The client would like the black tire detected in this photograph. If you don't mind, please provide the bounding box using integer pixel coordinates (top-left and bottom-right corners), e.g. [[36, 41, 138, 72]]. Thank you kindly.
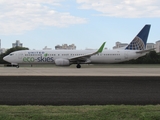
[[76, 64, 81, 68]]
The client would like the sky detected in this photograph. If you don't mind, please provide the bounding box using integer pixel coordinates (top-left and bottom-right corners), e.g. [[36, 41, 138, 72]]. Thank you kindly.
[[0, 0, 160, 50]]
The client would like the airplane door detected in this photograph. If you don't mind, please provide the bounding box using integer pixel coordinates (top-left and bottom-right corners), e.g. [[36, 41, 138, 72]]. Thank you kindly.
[[18, 53, 23, 59], [124, 52, 128, 59]]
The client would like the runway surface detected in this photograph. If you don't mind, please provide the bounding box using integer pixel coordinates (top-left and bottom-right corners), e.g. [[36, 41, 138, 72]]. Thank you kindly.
[[0, 76, 160, 105], [1, 67, 160, 76]]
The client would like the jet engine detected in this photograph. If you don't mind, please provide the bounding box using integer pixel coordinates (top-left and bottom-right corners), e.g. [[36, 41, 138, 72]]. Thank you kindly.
[[55, 59, 70, 66]]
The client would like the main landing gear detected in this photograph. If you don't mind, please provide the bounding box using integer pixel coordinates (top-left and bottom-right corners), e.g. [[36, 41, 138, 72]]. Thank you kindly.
[[10, 64, 19, 68], [76, 64, 81, 68], [16, 65, 19, 68]]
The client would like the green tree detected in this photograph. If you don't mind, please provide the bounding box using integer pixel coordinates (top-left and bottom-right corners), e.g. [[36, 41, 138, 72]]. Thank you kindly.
[[119, 51, 160, 64], [0, 47, 29, 64]]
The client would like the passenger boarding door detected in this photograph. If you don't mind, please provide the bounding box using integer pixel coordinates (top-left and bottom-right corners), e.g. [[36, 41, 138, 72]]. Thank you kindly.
[[124, 51, 128, 60], [18, 53, 23, 59]]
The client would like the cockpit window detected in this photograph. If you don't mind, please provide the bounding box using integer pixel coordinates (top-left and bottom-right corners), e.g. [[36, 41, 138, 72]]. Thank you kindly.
[[9, 53, 14, 56]]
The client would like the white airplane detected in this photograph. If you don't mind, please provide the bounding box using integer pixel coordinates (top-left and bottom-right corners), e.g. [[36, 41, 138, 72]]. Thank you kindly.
[[3, 24, 153, 68]]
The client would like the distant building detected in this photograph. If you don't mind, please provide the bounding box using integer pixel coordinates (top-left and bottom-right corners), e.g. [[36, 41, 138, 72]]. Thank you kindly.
[[112, 41, 157, 51], [0, 39, 1, 49], [68, 44, 76, 50], [12, 40, 23, 48], [55, 44, 76, 50], [0, 48, 7, 54], [155, 40, 160, 53], [0, 39, 7, 54], [43, 46, 52, 50], [0, 49, 2, 54], [113, 42, 128, 49], [146, 43, 155, 50]]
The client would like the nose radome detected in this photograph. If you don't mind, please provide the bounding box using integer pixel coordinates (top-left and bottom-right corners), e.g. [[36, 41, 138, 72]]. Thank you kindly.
[[3, 56, 6, 61], [3, 56, 8, 62]]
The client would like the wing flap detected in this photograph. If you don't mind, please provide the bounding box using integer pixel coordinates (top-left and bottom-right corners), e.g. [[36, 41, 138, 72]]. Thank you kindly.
[[69, 42, 106, 62]]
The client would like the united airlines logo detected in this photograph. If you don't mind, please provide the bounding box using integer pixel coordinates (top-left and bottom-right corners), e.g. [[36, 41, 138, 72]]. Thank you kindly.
[[125, 36, 145, 50]]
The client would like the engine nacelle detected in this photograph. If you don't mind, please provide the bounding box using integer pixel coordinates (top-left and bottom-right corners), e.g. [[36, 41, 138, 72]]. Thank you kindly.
[[55, 59, 70, 66]]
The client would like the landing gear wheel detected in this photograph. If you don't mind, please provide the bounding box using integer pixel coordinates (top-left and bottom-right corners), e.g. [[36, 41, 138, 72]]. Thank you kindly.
[[76, 64, 81, 68], [16, 65, 19, 68]]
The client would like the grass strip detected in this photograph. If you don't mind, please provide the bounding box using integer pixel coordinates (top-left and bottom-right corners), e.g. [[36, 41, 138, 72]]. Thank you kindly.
[[0, 105, 160, 120]]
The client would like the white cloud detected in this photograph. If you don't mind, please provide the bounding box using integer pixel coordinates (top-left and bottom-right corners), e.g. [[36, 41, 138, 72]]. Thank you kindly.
[[0, 0, 87, 35], [77, 0, 160, 18]]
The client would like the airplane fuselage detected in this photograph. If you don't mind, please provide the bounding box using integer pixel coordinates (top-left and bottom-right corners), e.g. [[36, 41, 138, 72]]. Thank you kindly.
[[2, 24, 151, 68], [4, 49, 144, 65]]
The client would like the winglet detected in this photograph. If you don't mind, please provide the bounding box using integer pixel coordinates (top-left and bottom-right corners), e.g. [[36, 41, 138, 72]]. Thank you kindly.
[[69, 42, 106, 61], [97, 42, 106, 53]]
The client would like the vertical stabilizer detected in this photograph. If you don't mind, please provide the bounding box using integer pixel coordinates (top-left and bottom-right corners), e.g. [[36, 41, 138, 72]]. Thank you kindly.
[[125, 25, 151, 50]]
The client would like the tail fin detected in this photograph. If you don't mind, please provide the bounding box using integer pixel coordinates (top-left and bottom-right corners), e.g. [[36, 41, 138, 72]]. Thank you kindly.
[[125, 24, 151, 50]]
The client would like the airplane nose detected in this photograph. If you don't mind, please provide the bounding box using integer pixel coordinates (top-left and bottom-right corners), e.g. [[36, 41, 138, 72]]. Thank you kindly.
[[3, 56, 8, 62]]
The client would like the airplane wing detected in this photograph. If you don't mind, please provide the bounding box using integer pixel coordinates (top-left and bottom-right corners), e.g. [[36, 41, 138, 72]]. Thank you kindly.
[[136, 48, 156, 53], [69, 42, 106, 62]]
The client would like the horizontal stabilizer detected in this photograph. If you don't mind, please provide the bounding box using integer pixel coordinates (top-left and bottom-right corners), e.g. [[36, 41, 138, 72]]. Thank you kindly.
[[136, 48, 155, 53]]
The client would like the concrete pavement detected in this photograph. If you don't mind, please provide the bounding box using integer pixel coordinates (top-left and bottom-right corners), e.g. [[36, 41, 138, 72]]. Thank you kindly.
[[0, 67, 160, 76]]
